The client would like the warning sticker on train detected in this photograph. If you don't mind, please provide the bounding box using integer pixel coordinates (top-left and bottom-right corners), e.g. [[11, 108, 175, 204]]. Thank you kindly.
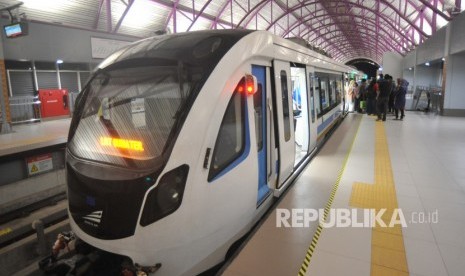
[[26, 153, 53, 176]]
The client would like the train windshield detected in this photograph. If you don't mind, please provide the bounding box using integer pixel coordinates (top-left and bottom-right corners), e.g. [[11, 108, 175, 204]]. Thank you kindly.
[[68, 30, 253, 171], [69, 60, 198, 169]]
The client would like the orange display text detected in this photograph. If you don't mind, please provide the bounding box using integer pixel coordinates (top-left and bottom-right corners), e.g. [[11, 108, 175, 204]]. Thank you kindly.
[[100, 137, 144, 152]]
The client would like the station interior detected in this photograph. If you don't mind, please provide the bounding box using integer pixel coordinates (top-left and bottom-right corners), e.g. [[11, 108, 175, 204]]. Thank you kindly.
[[1, 1, 465, 276]]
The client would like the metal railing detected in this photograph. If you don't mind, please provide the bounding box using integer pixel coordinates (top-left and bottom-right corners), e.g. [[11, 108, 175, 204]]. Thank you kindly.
[[411, 86, 443, 114], [9, 96, 41, 124]]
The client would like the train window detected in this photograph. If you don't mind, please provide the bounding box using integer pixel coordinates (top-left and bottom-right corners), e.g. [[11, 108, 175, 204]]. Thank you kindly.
[[280, 70, 291, 142], [314, 78, 321, 116], [68, 63, 194, 169], [320, 77, 330, 110], [329, 80, 336, 107], [208, 85, 245, 181], [253, 84, 264, 151], [309, 73, 315, 123], [336, 78, 343, 105]]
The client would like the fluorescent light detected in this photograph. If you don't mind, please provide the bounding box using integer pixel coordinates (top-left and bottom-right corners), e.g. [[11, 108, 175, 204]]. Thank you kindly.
[[56, 59, 63, 64], [425, 62, 430, 66]]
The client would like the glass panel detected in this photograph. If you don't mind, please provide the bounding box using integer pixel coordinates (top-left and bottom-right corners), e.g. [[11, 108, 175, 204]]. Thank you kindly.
[[281, 70, 291, 142], [320, 77, 330, 110], [309, 73, 315, 123], [69, 63, 196, 169], [314, 77, 321, 116], [209, 82, 245, 181]]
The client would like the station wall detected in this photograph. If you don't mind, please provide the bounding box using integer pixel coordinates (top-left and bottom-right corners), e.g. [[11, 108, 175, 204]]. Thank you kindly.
[[382, 51, 403, 80], [416, 27, 446, 64], [1, 19, 138, 63], [397, 11, 465, 116], [415, 64, 443, 88], [403, 51, 416, 69], [450, 11, 465, 55], [444, 52, 465, 115]]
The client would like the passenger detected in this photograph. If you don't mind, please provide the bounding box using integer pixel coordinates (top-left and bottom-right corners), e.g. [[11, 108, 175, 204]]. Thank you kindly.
[[365, 78, 377, 115], [388, 83, 395, 114], [353, 82, 359, 113], [356, 79, 367, 113], [394, 79, 408, 120], [346, 79, 356, 112], [376, 74, 390, 121]]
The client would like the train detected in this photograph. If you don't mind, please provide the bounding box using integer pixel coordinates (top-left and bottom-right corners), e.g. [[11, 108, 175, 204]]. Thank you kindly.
[[58, 29, 358, 275]]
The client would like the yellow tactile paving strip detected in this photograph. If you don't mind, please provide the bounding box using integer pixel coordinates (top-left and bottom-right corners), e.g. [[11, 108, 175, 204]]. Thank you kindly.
[[350, 122, 409, 275]]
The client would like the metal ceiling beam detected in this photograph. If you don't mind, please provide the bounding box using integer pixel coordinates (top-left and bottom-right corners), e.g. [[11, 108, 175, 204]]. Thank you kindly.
[[317, 33, 392, 54], [432, 0, 438, 32], [316, 1, 357, 55], [106, 0, 112, 32], [310, 27, 405, 54], [417, 0, 452, 20], [292, 12, 416, 49], [331, 47, 380, 60], [93, 0, 105, 29], [262, 0, 430, 39], [114, 0, 134, 33], [210, 0, 231, 28], [306, 21, 409, 52], [330, 43, 382, 61], [271, 0, 347, 58], [186, 0, 214, 31], [238, 0, 272, 28], [286, 10, 414, 58], [150, 0, 233, 28], [324, 40, 382, 56], [163, 0, 180, 32]]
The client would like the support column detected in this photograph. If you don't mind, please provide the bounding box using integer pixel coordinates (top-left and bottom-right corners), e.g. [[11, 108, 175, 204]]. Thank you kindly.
[[441, 23, 452, 115]]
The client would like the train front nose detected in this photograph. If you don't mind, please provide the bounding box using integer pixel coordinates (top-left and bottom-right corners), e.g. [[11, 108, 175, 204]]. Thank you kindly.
[[67, 163, 154, 239]]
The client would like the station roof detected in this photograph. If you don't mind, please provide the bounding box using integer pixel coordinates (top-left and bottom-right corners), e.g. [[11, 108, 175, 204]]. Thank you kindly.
[[0, 0, 463, 64]]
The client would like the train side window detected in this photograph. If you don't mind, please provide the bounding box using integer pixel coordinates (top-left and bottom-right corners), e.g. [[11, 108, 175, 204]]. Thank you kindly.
[[280, 70, 291, 142], [314, 78, 321, 116], [320, 77, 329, 110], [208, 87, 245, 181], [309, 73, 315, 123]]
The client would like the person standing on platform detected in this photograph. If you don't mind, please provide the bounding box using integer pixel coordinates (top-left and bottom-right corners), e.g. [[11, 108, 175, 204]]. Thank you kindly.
[[394, 78, 409, 120], [365, 78, 377, 115], [356, 79, 367, 113], [376, 74, 390, 121]]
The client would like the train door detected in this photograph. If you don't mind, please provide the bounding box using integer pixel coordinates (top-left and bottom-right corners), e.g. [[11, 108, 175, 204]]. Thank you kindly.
[[252, 65, 270, 205], [272, 60, 294, 189], [290, 64, 309, 166], [307, 67, 318, 150]]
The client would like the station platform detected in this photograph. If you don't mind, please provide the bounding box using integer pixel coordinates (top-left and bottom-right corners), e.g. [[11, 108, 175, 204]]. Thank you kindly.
[[0, 118, 71, 157], [223, 112, 465, 276]]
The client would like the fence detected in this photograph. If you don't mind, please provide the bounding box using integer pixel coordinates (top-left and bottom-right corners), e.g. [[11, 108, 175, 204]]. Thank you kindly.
[[411, 86, 443, 114], [9, 96, 41, 124]]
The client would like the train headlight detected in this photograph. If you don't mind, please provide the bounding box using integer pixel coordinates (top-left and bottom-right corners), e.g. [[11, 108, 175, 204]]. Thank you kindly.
[[140, 165, 189, 226]]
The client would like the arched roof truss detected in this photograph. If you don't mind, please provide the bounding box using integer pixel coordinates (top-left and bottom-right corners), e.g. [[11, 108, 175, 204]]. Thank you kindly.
[[5, 0, 462, 64]]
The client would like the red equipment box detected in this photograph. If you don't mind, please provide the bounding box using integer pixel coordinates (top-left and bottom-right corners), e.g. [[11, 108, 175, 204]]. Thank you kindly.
[[38, 89, 70, 118]]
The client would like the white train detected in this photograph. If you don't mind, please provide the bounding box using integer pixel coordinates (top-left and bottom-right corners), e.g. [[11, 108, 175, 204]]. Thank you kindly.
[[64, 30, 356, 275]]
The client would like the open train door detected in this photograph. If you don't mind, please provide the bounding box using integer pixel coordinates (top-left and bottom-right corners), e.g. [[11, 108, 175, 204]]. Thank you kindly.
[[307, 66, 318, 151], [272, 60, 295, 191]]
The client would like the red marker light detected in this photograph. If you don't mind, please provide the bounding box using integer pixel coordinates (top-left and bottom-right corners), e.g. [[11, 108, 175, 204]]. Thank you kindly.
[[245, 74, 257, 95]]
